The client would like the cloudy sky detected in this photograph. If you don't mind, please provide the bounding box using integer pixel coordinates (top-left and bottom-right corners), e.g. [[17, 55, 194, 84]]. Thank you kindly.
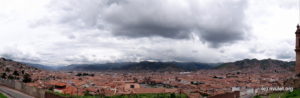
[[0, 0, 298, 66]]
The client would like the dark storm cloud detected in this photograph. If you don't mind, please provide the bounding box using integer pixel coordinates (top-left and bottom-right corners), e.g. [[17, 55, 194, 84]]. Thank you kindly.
[[112, 23, 191, 39], [51, 0, 249, 47], [102, 0, 249, 46], [198, 26, 246, 47]]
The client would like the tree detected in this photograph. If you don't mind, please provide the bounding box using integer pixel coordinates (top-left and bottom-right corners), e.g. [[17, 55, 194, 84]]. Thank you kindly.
[[76, 73, 82, 76], [13, 71, 19, 76], [1, 73, 7, 79], [253, 95, 262, 98], [170, 93, 176, 98], [8, 75, 14, 79], [5, 68, 10, 72], [22, 73, 32, 83], [82, 73, 89, 76], [84, 90, 91, 96]]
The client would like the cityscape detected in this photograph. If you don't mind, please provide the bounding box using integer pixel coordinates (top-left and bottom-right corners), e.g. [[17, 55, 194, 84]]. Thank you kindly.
[[0, 0, 300, 98], [0, 57, 298, 98]]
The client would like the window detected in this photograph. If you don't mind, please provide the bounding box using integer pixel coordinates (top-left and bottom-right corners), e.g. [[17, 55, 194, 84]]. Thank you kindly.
[[130, 85, 135, 88]]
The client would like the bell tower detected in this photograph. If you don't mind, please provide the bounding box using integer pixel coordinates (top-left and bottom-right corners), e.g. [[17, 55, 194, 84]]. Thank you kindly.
[[295, 24, 300, 75]]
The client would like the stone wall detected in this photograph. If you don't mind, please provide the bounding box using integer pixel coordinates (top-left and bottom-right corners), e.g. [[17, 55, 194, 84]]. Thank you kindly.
[[45, 92, 66, 98], [0, 78, 46, 98]]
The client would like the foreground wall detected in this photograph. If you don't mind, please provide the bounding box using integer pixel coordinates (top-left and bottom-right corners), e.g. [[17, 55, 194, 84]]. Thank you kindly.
[[0, 78, 46, 98]]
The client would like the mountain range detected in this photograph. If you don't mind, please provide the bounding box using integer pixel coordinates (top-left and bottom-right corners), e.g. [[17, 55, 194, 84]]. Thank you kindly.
[[61, 61, 217, 72], [21, 58, 295, 72], [217, 58, 295, 71]]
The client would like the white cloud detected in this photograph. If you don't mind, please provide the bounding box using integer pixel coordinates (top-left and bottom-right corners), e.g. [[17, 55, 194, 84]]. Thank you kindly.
[[0, 0, 297, 65]]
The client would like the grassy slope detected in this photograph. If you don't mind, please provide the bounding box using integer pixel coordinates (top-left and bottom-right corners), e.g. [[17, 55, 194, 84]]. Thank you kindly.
[[279, 89, 300, 98], [258, 89, 300, 98], [0, 93, 7, 98]]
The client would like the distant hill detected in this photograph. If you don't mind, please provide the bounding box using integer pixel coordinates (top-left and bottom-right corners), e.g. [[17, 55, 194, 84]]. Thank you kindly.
[[62, 61, 215, 72], [60, 59, 296, 72], [4, 57, 295, 72], [0, 57, 41, 82], [20, 62, 61, 71], [0, 58, 39, 71], [120, 61, 215, 72], [216, 58, 295, 72]]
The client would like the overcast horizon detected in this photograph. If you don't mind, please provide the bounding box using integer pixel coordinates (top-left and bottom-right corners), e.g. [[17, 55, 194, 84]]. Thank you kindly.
[[0, 0, 298, 66]]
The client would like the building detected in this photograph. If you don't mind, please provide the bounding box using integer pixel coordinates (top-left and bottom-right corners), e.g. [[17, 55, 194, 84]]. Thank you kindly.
[[124, 83, 141, 90], [53, 83, 67, 93], [208, 91, 240, 98], [295, 24, 300, 75]]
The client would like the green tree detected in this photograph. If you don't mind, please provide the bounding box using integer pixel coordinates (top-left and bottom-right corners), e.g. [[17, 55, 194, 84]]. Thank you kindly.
[[22, 73, 32, 83], [8, 75, 14, 80], [253, 95, 262, 98], [170, 93, 176, 98], [21, 70, 25, 74], [1, 73, 7, 79], [13, 71, 19, 76], [76, 73, 82, 76], [83, 90, 91, 96]]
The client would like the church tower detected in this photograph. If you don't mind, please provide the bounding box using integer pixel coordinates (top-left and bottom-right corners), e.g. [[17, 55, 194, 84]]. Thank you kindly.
[[295, 24, 300, 75]]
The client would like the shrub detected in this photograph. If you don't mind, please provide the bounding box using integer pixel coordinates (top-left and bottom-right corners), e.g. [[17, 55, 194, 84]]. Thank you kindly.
[[22, 73, 32, 83], [1, 73, 7, 79], [13, 71, 19, 76]]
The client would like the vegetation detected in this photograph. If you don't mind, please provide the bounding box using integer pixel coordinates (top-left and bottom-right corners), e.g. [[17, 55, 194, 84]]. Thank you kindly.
[[253, 95, 262, 98], [0, 93, 7, 98], [281, 89, 300, 98], [255, 89, 300, 98], [22, 73, 32, 83], [7, 75, 15, 80], [13, 70, 19, 76], [76, 73, 94, 77], [1, 73, 6, 79], [21, 70, 25, 74]]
